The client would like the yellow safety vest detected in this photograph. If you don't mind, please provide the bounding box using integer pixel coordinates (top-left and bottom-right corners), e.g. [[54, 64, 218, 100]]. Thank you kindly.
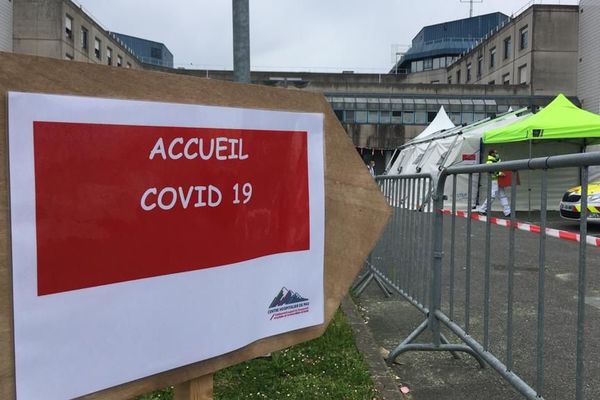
[[486, 154, 500, 179]]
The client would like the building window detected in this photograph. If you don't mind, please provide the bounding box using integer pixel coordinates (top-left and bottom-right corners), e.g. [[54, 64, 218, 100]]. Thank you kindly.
[[488, 80, 495, 85], [367, 111, 378, 123], [380, 111, 391, 124], [151, 47, 162, 59], [489, 47, 496, 69], [355, 111, 367, 123], [503, 36, 512, 59], [65, 15, 73, 40], [117, 55, 123, 67], [448, 76, 452, 84], [80, 27, 88, 50], [502, 73, 510, 85], [107, 47, 113, 65], [94, 38, 101, 59], [520, 26, 529, 50], [518, 64, 528, 84], [345, 111, 355, 123], [477, 56, 483, 77], [466, 63, 472, 82], [65, 53, 73, 60], [126, 62, 132, 68], [423, 58, 433, 70], [415, 111, 427, 124], [456, 69, 461, 84]]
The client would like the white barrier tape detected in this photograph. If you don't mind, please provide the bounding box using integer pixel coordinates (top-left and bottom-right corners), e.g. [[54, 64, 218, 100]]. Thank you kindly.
[[441, 209, 600, 248]]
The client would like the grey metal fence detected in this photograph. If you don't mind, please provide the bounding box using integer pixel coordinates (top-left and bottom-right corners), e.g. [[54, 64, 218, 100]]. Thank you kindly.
[[356, 152, 600, 400]]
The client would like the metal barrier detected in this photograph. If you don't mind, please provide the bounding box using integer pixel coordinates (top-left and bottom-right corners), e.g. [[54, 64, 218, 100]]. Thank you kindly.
[[356, 152, 600, 400], [352, 173, 485, 364]]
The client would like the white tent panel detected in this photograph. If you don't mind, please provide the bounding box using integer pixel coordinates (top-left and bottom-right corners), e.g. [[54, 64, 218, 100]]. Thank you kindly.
[[480, 141, 581, 212], [413, 106, 455, 141]]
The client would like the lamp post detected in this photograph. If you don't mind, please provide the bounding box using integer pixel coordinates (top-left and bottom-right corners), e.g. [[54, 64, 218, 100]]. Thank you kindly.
[[232, 0, 250, 83]]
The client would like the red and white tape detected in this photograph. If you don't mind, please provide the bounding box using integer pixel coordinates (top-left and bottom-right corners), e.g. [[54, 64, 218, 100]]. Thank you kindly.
[[441, 209, 600, 248]]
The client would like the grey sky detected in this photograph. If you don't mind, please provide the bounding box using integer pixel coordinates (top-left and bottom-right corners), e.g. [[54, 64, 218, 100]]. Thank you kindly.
[[77, 0, 578, 72]]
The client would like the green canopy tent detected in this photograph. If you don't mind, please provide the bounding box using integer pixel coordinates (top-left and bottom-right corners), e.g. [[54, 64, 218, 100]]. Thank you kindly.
[[479, 94, 600, 212], [484, 94, 600, 144]]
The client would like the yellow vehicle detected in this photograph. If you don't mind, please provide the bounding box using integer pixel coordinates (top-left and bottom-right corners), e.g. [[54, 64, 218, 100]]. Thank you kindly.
[[559, 182, 600, 221]]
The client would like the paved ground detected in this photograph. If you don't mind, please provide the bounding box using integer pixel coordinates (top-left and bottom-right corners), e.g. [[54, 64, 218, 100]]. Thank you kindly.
[[510, 210, 600, 237], [351, 211, 600, 400]]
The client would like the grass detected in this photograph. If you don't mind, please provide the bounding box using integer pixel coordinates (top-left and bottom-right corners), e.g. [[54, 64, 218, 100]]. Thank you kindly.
[[138, 309, 376, 400]]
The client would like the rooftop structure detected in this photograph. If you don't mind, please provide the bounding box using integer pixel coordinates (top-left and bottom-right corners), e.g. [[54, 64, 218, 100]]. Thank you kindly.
[[110, 32, 173, 68], [391, 12, 510, 82]]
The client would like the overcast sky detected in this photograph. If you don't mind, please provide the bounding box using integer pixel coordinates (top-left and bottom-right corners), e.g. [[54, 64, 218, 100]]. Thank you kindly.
[[77, 0, 579, 72]]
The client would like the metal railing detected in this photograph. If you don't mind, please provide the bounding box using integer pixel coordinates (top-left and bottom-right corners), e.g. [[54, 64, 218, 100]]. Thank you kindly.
[[356, 151, 600, 400]]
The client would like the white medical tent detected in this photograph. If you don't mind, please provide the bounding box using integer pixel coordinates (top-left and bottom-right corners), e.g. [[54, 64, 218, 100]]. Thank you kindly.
[[386, 108, 533, 210], [386, 106, 455, 175], [412, 106, 455, 141]]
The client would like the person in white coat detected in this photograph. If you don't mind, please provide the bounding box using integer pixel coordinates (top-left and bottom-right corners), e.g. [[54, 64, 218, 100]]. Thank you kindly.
[[367, 160, 376, 177], [477, 149, 511, 217]]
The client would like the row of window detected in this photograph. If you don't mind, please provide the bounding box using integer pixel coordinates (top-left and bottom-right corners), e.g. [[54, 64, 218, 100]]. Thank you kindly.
[[334, 108, 514, 126], [410, 56, 458, 73], [327, 97, 499, 112], [450, 26, 529, 84], [65, 14, 132, 68], [452, 63, 529, 85]]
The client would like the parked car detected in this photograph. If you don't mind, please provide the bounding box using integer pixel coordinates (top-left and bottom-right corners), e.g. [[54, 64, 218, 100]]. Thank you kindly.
[[559, 182, 600, 221]]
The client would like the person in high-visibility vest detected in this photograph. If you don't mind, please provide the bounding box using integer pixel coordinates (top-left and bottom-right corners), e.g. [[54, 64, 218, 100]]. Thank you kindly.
[[477, 149, 511, 217]]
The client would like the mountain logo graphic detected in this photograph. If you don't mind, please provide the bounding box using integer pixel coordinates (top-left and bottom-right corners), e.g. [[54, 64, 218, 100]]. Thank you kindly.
[[268, 287, 310, 320]]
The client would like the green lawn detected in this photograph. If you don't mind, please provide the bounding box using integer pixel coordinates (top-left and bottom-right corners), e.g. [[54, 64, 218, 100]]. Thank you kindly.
[[138, 310, 376, 400]]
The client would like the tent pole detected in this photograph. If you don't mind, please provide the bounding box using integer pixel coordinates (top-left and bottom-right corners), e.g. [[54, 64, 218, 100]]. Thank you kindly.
[[528, 139, 532, 220], [475, 138, 483, 207], [580, 139, 587, 185]]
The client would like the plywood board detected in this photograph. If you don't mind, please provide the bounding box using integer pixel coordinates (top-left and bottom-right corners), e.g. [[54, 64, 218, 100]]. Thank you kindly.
[[0, 51, 391, 400]]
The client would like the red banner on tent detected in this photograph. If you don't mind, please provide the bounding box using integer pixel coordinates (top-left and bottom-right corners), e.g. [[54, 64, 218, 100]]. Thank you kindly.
[[33, 122, 310, 296]]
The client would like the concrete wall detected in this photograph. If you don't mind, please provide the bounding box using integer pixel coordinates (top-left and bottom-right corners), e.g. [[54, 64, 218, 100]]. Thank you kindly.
[[402, 69, 448, 84], [0, 0, 12, 52], [150, 66, 533, 98], [531, 6, 579, 96], [344, 123, 424, 149], [13, 0, 140, 68], [578, 0, 600, 113], [447, 5, 578, 96], [13, 0, 62, 58]]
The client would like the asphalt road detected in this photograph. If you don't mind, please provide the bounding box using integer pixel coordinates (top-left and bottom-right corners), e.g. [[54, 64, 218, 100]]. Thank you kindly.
[[356, 211, 600, 400]]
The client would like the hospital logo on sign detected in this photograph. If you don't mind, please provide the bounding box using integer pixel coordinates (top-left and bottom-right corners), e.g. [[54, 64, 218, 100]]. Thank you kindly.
[[268, 287, 310, 320]]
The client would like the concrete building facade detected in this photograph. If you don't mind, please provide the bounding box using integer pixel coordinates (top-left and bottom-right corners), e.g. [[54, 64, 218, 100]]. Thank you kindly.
[[447, 5, 579, 96], [0, 0, 12, 52], [147, 65, 561, 173], [13, 0, 141, 68], [577, 0, 600, 113]]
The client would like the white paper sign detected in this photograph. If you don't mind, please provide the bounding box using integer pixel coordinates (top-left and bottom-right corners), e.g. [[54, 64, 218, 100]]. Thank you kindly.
[[8, 92, 325, 400]]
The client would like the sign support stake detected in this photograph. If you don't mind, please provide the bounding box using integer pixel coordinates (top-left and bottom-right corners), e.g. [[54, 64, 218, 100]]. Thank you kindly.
[[174, 374, 214, 400]]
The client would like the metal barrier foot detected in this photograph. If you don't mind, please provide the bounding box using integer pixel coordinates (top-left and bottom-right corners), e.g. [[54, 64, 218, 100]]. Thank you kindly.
[[373, 274, 394, 298], [352, 263, 394, 298], [386, 318, 485, 368]]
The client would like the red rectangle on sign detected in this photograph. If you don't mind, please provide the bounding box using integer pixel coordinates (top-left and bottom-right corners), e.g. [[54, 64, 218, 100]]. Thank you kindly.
[[33, 122, 310, 296], [462, 153, 476, 161]]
